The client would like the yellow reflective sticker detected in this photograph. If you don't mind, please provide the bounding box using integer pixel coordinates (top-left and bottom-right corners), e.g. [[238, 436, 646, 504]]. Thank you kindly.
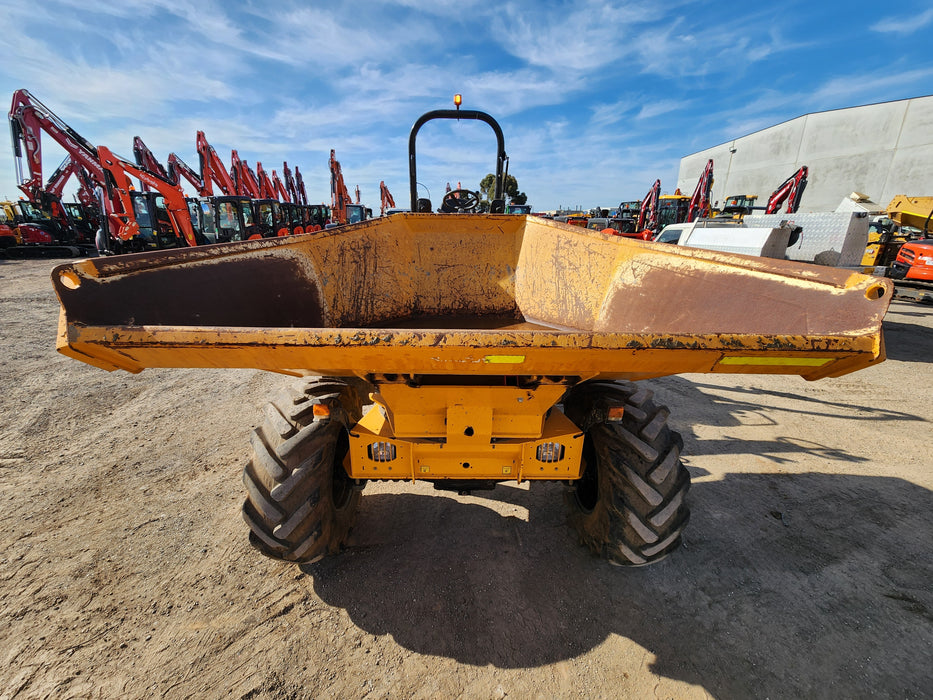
[[483, 355, 526, 364], [719, 356, 833, 366]]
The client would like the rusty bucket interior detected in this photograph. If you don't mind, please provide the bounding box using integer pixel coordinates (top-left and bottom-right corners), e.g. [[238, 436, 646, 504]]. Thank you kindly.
[[53, 214, 892, 381]]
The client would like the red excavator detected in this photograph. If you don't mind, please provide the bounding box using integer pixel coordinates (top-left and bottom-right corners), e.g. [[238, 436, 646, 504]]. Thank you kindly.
[[132, 136, 172, 191], [294, 166, 308, 206], [9, 89, 201, 254], [255, 162, 275, 199], [717, 165, 809, 219], [765, 166, 808, 214], [40, 156, 100, 245], [253, 162, 291, 237], [166, 151, 206, 194], [686, 159, 714, 222], [634, 179, 661, 239], [292, 168, 328, 233], [8, 89, 110, 253], [9, 89, 106, 204]]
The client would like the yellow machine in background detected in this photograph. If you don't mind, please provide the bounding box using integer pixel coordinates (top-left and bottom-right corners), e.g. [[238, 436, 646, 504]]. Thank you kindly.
[[861, 195, 933, 269], [0, 201, 21, 247], [712, 194, 758, 219]]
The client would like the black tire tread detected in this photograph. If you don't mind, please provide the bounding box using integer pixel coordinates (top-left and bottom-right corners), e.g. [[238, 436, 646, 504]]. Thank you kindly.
[[242, 377, 364, 563], [564, 380, 690, 566]]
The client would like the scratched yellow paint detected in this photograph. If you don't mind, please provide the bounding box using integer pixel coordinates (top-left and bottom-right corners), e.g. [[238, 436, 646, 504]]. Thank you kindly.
[[53, 214, 892, 384]]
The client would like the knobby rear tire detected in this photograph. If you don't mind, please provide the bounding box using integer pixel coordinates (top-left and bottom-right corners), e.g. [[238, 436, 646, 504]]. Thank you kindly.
[[241, 377, 365, 564], [563, 380, 691, 566]]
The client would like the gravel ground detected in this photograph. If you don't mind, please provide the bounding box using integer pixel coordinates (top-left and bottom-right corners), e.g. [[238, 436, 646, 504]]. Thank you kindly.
[[1, 256, 931, 699]]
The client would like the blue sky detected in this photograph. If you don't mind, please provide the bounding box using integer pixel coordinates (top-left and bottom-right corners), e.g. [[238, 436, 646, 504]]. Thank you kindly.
[[2, 0, 932, 211]]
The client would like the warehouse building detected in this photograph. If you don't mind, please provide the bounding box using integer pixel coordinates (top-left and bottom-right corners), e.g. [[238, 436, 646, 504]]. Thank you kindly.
[[677, 95, 933, 212]]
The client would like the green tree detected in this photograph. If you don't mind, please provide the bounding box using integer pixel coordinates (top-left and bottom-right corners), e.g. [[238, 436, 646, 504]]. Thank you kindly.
[[479, 174, 527, 207]]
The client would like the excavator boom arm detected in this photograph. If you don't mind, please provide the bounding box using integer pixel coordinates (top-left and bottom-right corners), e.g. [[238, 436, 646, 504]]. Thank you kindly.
[[9, 89, 106, 200], [283, 163, 299, 204], [329, 149, 351, 224], [765, 166, 809, 214], [637, 179, 661, 231], [132, 137, 170, 192], [196, 131, 236, 196], [295, 166, 308, 206], [167, 152, 206, 195], [380, 180, 396, 215], [97, 145, 198, 247], [686, 159, 714, 223]]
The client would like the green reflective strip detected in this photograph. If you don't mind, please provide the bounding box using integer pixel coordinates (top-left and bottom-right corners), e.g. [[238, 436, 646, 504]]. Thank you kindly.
[[719, 356, 833, 367], [483, 355, 526, 364]]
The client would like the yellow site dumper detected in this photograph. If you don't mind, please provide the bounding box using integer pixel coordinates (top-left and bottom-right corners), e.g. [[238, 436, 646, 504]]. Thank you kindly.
[[53, 107, 892, 567]]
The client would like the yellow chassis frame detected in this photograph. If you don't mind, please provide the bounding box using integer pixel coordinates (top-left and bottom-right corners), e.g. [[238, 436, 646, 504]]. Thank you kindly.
[[346, 384, 584, 481]]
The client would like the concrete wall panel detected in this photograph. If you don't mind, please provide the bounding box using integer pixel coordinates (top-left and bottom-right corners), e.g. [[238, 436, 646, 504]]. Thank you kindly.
[[892, 95, 933, 149], [802, 153, 896, 211], [882, 144, 933, 204], [798, 102, 907, 159], [729, 118, 807, 167], [678, 96, 933, 213]]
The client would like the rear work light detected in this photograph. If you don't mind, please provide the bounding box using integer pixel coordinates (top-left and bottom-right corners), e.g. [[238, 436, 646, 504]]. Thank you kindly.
[[536, 442, 565, 463], [368, 442, 397, 462]]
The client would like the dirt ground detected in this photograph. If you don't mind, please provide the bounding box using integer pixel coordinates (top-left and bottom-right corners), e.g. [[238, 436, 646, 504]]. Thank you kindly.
[[1, 257, 931, 699]]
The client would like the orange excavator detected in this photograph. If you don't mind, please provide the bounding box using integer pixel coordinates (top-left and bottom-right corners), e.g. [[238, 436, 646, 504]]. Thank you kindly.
[[255, 162, 276, 199], [231, 150, 261, 198], [167, 132, 260, 243], [280, 162, 305, 234], [255, 161, 291, 237], [271, 168, 290, 202], [195, 130, 237, 196], [380, 180, 395, 215], [96, 145, 199, 248], [231, 150, 291, 238], [329, 149, 369, 225], [271, 164, 323, 234]]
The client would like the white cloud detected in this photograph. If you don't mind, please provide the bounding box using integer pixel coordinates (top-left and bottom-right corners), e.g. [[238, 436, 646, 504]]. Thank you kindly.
[[871, 8, 933, 34], [635, 99, 687, 120], [489, 0, 663, 73]]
